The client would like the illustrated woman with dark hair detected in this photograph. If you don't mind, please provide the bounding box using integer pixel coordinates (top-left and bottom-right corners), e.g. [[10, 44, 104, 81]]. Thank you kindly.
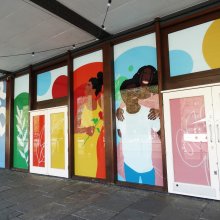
[[74, 72, 105, 178]]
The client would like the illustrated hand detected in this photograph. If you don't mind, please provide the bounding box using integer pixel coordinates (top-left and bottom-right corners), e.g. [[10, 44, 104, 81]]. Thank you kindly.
[[86, 126, 95, 136], [116, 108, 124, 121], [117, 129, 122, 138], [148, 108, 160, 120]]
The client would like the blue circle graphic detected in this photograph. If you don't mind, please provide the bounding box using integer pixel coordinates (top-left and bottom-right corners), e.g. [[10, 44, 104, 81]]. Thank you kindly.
[[114, 46, 157, 80], [37, 71, 51, 96], [169, 50, 193, 77]]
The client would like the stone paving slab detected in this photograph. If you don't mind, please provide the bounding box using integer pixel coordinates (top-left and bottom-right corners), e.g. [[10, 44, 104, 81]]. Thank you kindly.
[[0, 169, 219, 220]]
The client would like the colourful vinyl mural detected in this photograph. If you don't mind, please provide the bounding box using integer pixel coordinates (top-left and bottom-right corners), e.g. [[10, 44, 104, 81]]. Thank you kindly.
[[0, 81, 6, 168], [169, 96, 211, 186], [37, 66, 68, 101], [73, 50, 106, 179], [13, 75, 29, 169], [50, 112, 65, 169], [168, 18, 220, 77], [33, 115, 45, 168], [114, 34, 164, 186]]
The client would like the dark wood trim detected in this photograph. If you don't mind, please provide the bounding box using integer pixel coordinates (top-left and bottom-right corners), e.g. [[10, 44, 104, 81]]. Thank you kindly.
[[103, 43, 117, 183], [0, 69, 11, 75], [67, 51, 73, 178], [164, 73, 220, 90], [72, 175, 108, 184], [116, 180, 166, 192], [162, 10, 220, 34], [72, 174, 166, 191], [155, 18, 168, 191], [34, 60, 67, 76], [34, 97, 68, 110], [29, 0, 111, 39], [161, 1, 220, 29], [28, 66, 34, 173], [5, 76, 14, 169], [29, 65, 35, 111], [72, 43, 106, 60], [111, 26, 155, 46], [13, 69, 29, 78]]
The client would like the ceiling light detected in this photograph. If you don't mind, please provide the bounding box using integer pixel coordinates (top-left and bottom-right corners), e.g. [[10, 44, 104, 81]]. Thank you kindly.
[[107, 0, 112, 7], [32, 52, 35, 57]]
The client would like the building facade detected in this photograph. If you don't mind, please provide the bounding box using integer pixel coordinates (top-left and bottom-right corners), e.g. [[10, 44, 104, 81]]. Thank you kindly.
[[1, 4, 220, 200]]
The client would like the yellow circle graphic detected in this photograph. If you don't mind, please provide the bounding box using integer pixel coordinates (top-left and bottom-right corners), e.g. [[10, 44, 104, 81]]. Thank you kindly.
[[203, 19, 220, 69]]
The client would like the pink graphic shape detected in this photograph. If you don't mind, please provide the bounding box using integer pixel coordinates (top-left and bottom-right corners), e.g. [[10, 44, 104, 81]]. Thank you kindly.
[[170, 96, 211, 186], [33, 115, 45, 167]]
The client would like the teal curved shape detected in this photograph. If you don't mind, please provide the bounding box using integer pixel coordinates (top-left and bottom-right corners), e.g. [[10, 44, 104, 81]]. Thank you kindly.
[[169, 50, 193, 77], [114, 46, 157, 80], [37, 71, 51, 96]]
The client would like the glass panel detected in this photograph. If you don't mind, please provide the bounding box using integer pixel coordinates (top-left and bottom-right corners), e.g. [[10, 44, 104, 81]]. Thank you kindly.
[[170, 96, 211, 186], [33, 115, 45, 167], [50, 112, 65, 169], [168, 18, 220, 77], [0, 81, 6, 168], [13, 74, 29, 169], [73, 50, 106, 179], [37, 66, 68, 101], [114, 34, 163, 186]]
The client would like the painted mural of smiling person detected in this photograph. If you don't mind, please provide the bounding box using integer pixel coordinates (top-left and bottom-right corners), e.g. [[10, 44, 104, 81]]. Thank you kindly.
[[116, 66, 160, 185]]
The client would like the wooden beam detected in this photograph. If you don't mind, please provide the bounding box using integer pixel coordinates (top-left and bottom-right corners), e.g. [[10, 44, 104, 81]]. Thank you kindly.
[[5, 76, 14, 169], [67, 51, 73, 178], [29, 0, 111, 39], [0, 69, 11, 73], [103, 43, 117, 183], [155, 18, 168, 191]]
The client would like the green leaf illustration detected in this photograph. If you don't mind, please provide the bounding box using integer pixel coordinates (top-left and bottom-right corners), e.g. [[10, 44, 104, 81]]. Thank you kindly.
[[115, 76, 127, 101], [91, 118, 99, 125]]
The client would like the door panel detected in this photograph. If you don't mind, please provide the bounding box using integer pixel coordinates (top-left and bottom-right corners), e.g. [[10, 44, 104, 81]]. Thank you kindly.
[[30, 112, 47, 175], [169, 96, 211, 186], [163, 88, 220, 200], [33, 115, 45, 168], [30, 106, 68, 178], [48, 108, 68, 178], [50, 112, 65, 169]]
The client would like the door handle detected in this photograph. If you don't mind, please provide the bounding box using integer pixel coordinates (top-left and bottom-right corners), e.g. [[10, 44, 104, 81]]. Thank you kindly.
[[209, 124, 213, 143], [217, 124, 220, 143]]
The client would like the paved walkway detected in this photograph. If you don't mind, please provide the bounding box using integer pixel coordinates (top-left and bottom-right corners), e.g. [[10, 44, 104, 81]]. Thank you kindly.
[[0, 169, 219, 220]]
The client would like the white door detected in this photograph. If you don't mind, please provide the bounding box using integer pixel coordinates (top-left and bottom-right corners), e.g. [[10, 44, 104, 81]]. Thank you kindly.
[[163, 87, 220, 200], [30, 106, 68, 178], [212, 85, 220, 189], [47, 107, 68, 178], [30, 110, 47, 175]]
